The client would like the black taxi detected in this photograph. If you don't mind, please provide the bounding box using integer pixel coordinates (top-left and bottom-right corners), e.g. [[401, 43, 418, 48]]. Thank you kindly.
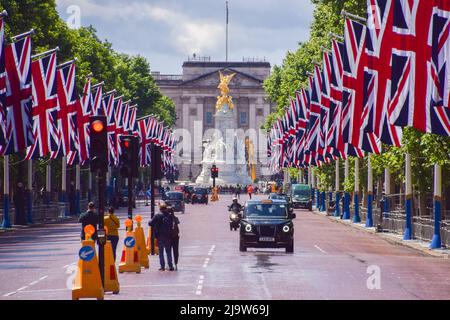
[[239, 199, 295, 253]]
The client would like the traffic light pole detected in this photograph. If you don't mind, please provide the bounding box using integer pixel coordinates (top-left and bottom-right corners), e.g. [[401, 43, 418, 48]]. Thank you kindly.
[[128, 170, 133, 224], [97, 169, 106, 287]]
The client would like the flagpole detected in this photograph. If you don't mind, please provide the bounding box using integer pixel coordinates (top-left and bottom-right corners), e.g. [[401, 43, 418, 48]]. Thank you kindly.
[[430, 164, 442, 249], [11, 29, 35, 42], [43, 162, 50, 211], [341, 10, 367, 23], [31, 47, 60, 60], [343, 158, 350, 219], [404, 153, 412, 240], [27, 159, 33, 224], [366, 156, 373, 227], [1, 156, 11, 228], [88, 171, 92, 202], [75, 164, 81, 215], [57, 58, 77, 70], [61, 157, 68, 217], [334, 159, 340, 217], [353, 157, 361, 223], [226, 0, 229, 62]]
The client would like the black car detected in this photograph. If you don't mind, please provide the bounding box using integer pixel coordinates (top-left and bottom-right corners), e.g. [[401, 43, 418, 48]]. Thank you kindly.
[[291, 184, 313, 210], [191, 187, 209, 204], [165, 191, 186, 214], [117, 188, 136, 208], [240, 199, 295, 253]]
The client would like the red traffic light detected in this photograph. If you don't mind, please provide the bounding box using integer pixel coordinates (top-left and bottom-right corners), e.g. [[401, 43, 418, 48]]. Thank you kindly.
[[124, 140, 130, 148], [91, 120, 105, 133]]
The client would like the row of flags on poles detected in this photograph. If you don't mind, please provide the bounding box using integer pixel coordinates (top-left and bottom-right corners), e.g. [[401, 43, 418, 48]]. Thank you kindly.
[[0, 13, 175, 173], [268, 0, 450, 173]]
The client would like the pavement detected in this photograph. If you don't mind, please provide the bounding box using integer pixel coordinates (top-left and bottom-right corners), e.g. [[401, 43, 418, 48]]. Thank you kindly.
[[1, 194, 450, 300], [313, 210, 450, 259]]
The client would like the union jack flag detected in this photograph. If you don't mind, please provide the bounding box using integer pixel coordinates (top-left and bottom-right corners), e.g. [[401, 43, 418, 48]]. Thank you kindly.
[[430, 0, 450, 135], [137, 117, 155, 167], [26, 53, 59, 159], [388, 0, 450, 136], [342, 17, 380, 155], [103, 92, 117, 166], [114, 96, 124, 164], [1, 35, 33, 155], [51, 62, 79, 163], [91, 83, 103, 116], [364, 0, 403, 147], [0, 19, 6, 146]]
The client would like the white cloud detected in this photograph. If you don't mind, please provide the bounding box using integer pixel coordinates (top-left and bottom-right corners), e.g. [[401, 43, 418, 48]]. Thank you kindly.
[[56, 0, 315, 73]]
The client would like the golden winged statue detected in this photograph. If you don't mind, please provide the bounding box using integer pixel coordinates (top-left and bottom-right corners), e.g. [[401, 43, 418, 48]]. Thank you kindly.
[[216, 71, 236, 112]]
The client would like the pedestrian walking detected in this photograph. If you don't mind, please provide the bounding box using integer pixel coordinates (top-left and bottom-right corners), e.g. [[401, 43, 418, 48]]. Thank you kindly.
[[104, 207, 120, 261], [148, 202, 175, 271], [78, 202, 98, 241], [169, 208, 180, 270], [234, 185, 240, 199], [248, 185, 253, 200]]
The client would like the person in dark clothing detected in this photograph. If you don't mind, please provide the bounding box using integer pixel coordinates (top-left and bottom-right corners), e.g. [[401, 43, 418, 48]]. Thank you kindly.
[[170, 209, 180, 271], [78, 202, 99, 241], [13, 182, 27, 225], [148, 202, 175, 271]]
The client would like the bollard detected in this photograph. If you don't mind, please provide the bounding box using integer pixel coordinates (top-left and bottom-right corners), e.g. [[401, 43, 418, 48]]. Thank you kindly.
[[119, 219, 141, 274], [134, 215, 149, 269]]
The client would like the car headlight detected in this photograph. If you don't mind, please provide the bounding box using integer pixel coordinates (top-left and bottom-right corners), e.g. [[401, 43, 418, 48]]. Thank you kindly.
[[230, 213, 237, 219], [245, 224, 252, 232], [282, 225, 290, 233]]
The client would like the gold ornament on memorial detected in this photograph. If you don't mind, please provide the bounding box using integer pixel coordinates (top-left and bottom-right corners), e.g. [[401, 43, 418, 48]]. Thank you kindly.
[[216, 71, 235, 112]]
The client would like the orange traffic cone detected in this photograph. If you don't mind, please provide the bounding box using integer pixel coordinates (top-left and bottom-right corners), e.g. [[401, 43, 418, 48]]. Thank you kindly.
[[72, 225, 104, 300], [134, 215, 149, 269], [119, 219, 141, 274], [103, 227, 119, 294]]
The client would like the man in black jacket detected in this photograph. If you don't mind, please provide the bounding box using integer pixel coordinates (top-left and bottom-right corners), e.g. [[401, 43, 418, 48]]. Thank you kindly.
[[149, 202, 175, 271], [79, 202, 98, 240]]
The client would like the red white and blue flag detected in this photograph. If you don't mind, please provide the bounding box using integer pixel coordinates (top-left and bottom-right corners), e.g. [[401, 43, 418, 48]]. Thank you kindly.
[[1, 35, 33, 155], [26, 52, 59, 159]]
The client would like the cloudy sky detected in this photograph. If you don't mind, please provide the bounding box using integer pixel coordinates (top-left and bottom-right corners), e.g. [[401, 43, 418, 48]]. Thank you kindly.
[[56, 0, 315, 74]]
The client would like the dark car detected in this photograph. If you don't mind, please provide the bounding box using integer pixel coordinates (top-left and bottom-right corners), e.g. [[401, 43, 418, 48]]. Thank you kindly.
[[291, 184, 312, 210], [239, 199, 295, 253], [191, 187, 209, 204], [268, 193, 294, 214], [117, 188, 136, 208], [165, 191, 185, 214]]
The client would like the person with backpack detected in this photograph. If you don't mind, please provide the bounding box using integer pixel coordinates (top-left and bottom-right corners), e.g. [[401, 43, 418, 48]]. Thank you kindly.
[[148, 201, 175, 271]]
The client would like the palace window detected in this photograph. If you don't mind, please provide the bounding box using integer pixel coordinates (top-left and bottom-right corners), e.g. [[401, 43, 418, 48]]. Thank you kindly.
[[239, 111, 248, 126], [205, 111, 213, 126]]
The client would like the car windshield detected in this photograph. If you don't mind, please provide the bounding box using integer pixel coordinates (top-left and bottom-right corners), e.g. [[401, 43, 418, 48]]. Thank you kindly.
[[166, 192, 183, 200], [293, 186, 310, 198], [194, 188, 207, 194], [269, 194, 289, 201], [245, 203, 287, 218]]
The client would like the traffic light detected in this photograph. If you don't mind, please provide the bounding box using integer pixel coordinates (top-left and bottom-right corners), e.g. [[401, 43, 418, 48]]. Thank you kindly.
[[151, 144, 163, 180], [90, 116, 108, 173], [211, 165, 219, 179], [120, 135, 139, 178]]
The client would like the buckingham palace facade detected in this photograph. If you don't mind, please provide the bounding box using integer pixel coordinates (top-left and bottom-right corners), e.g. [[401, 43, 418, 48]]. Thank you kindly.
[[153, 57, 273, 181]]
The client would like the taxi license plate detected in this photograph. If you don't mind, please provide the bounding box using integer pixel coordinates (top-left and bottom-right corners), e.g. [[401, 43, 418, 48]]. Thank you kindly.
[[259, 237, 275, 242]]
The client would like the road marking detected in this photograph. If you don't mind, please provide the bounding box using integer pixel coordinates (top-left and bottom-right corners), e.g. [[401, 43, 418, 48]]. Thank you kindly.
[[314, 245, 328, 254], [17, 286, 28, 292], [39, 276, 48, 281], [3, 292, 17, 297], [198, 279, 204, 285], [29, 281, 39, 286]]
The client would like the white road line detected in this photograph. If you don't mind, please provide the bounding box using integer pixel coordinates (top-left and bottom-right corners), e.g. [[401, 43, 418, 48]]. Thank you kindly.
[[62, 265, 69, 269], [29, 281, 39, 286], [195, 290, 202, 295], [197, 285, 203, 290], [39, 276, 48, 281], [17, 286, 28, 292], [314, 245, 328, 254], [198, 280, 204, 285], [199, 275, 204, 280], [3, 292, 17, 297]]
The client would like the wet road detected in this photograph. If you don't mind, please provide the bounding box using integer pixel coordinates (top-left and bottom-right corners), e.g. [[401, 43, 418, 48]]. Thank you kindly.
[[1, 194, 450, 300]]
